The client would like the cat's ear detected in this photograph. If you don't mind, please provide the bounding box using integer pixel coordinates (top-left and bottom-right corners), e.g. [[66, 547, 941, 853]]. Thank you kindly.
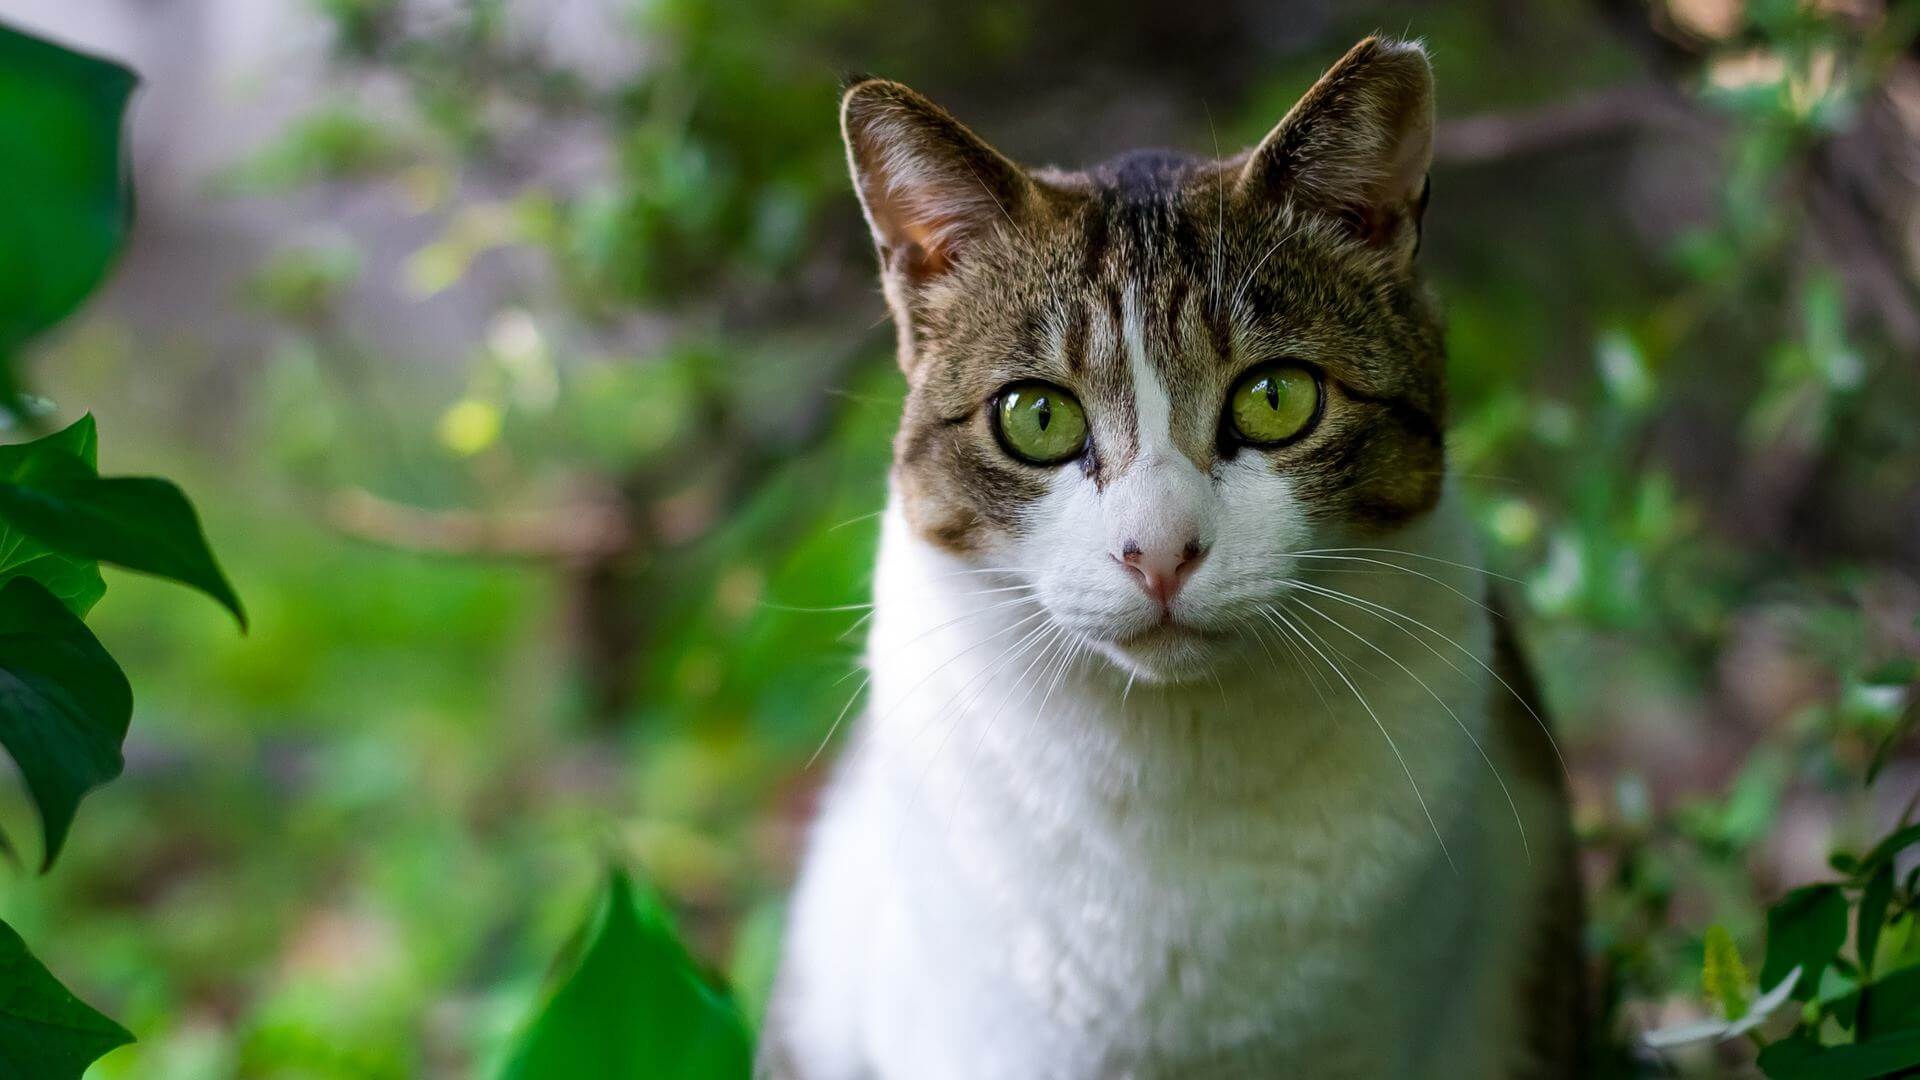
[[841, 78, 1035, 286], [1236, 37, 1434, 264]]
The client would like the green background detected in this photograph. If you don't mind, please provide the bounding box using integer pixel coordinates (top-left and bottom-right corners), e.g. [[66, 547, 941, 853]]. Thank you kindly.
[[0, 0, 1917, 1075]]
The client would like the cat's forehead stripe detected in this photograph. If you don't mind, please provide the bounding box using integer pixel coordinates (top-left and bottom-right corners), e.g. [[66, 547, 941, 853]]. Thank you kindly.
[[1123, 283, 1178, 474]]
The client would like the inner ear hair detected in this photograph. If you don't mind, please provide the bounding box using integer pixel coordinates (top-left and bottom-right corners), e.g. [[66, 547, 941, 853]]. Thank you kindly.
[[1236, 36, 1436, 257], [840, 79, 1034, 287]]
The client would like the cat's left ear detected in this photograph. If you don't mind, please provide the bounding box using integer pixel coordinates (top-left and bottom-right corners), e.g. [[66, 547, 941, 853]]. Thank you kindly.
[[1236, 37, 1434, 266], [840, 78, 1036, 287]]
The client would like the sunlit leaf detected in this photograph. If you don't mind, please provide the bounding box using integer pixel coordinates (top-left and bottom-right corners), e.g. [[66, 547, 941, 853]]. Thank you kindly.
[[499, 867, 752, 1080], [0, 916, 132, 1076], [0, 577, 130, 867], [1703, 925, 1751, 1019]]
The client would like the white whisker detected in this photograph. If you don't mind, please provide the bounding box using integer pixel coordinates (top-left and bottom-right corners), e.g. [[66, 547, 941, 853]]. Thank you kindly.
[[838, 609, 875, 643], [1285, 552, 1499, 617], [770, 582, 1033, 617], [1283, 577, 1568, 780], [1264, 602, 1457, 875], [1295, 546, 1525, 586], [763, 600, 874, 614], [1287, 594, 1529, 864], [827, 508, 886, 533], [870, 607, 1049, 738], [1205, 100, 1225, 319], [1228, 215, 1309, 318], [880, 593, 1041, 657], [1249, 607, 1338, 718], [896, 617, 1061, 853], [808, 669, 872, 768], [945, 621, 1072, 837]]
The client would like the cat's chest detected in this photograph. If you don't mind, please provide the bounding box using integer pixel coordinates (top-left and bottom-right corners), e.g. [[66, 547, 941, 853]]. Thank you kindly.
[[862, 747, 1490, 1077]]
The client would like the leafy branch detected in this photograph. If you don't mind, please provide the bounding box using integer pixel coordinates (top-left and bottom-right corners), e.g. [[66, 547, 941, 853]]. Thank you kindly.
[[0, 20, 244, 1077]]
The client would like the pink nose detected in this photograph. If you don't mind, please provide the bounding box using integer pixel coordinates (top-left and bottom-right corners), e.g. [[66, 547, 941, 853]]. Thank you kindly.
[[1117, 538, 1208, 609]]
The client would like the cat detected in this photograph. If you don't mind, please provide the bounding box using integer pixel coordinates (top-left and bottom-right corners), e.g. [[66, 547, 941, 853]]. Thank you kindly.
[[758, 37, 1586, 1079]]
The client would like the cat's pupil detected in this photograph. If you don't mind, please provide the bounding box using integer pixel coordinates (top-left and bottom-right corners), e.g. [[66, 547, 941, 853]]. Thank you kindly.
[[1263, 380, 1279, 411], [1036, 400, 1051, 431]]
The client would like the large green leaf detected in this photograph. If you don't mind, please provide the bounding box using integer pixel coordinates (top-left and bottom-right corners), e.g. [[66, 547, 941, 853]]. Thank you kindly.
[[1758, 1029, 1920, 1080], [0, 416, 102, 616], [500, 867, 753, 1080], [0, 577, 130, 867], [1864, 966, 1920, 1038], [0, 441, 245, 627], [1763, 884, 1850, 999], [0, 24, 135, 366], [0, 916, 131, 1077]]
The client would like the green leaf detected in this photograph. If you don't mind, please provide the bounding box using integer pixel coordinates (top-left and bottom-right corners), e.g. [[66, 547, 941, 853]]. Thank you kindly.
[[28, 414, 96, 467], [0, 417, 102, 616], [0, 916, 132, 1076], [1867, 704, 1916, 784], [0, 577, 130, 867], [1758, 1029, 1920, 1080], [1757, 1032, 1823, 1077], [1862, 862, 1895, 977], [1703, 924, 1752, 1019], [1764, 885, 1850, 999], [1857, 824, 1920, 878], [0, 24, 135, 365], [1864, 966, 1920, 1036], [499, 867, 752, 1080], [0, 446, 244, 627]]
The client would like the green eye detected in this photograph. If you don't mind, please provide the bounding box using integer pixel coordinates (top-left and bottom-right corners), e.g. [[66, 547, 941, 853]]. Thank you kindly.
[[994, 382, 1088, 465], [1227, 364, 1321, 446]]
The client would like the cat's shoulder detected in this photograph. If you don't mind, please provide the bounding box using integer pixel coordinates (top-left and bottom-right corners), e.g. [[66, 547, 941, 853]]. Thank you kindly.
[[1485, 587, 1592, 1076], [1487, 588, 1563, 791]]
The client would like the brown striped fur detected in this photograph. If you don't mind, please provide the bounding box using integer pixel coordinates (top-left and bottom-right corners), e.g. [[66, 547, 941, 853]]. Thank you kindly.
[[843, 38, 1449, 557], [798, 37, 1590, 1076]]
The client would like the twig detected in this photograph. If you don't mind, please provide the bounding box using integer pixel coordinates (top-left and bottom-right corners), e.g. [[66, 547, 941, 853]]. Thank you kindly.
[[326, 486, 632, 564], [1435, 83, 1700, 166]]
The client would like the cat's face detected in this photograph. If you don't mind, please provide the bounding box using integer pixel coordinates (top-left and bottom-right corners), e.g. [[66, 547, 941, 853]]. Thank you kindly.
[[845, 38, 1446, 684]]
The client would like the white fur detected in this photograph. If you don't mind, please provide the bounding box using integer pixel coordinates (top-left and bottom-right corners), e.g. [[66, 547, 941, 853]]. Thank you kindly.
[[768, 296, 1555, 1079]]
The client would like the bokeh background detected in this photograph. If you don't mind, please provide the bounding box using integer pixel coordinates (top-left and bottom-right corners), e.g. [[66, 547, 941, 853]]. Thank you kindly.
[[1, 0, 1917, 1075]]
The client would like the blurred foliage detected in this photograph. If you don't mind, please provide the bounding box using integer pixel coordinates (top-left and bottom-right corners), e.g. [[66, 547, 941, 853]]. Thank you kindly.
[[0, 0, 1917, 1076]]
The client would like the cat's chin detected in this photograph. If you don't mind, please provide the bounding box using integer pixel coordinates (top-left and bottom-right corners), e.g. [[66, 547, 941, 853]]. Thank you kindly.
[[1097, 622, 1225, 684]]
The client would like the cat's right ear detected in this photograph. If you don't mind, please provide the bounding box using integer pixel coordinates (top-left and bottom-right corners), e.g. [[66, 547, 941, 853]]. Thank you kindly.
[[840, 79, 1033, 288], [1235, 37, 1434, 267]]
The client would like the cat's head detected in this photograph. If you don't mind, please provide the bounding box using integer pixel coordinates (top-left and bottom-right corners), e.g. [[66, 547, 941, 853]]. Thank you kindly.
[[843, 38, 1446, 684]]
